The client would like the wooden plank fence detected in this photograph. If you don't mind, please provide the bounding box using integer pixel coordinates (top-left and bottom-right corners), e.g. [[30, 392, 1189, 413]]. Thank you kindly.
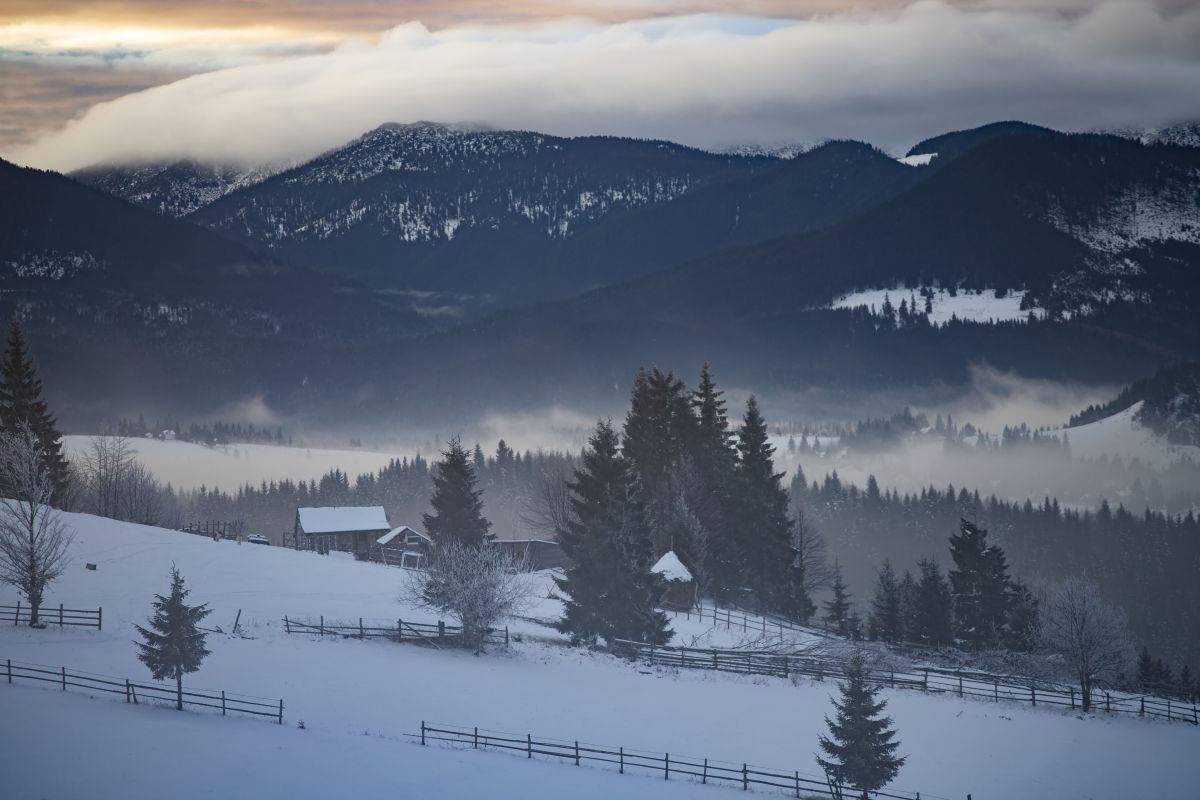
[[612, 640, 1200, 726], [416, 721, 958, 800], [1, 657, 284, 723], [283, 615, 508, 648], [3, 602, 102, 630]]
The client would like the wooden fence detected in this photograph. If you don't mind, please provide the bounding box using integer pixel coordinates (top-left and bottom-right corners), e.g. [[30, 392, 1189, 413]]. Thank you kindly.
[[2, 657, 284, 723], [611, 640, 1200, 726], [283, 615, 509, 648], [682, 603, 820, 640], [416, 721, 957, 800], [3, 602, 102, 630]]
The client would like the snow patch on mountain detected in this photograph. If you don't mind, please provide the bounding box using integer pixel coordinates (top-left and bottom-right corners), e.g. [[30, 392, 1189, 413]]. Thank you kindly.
[[1046, 179, 1200, 254], [1055, 401, 1200, 469], [898, 153, 937, 167], [6, 250, 103, 280], [832, 286, 1045, 325]]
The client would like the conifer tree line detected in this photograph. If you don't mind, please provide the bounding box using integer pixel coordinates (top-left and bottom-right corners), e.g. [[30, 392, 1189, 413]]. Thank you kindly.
[[795, 471, 1199, 682], [856, 520, 1036, 653]]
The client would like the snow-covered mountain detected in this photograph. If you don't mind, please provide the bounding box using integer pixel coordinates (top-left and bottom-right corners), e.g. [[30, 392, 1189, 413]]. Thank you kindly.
[[73, 160, 280, 218]]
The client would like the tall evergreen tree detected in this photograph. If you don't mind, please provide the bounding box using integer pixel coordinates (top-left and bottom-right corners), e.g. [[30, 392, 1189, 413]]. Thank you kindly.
[[423, 437, 492, 548], [0, 321, 68, 500], [867, 560, 903, 643], [691, 363, 740, 599], [1005, 578, 1039, 652], [622, 367, 698, 560], [134, 566, 211, 711], [816, 652, 905, 800], [555, 421, 670, 645], [910, 559, 954, 647], [897, 569, 919, 641], [948, 519, 1011, 648], [735, 396, 794, 613], [823, 564, 853, 636]]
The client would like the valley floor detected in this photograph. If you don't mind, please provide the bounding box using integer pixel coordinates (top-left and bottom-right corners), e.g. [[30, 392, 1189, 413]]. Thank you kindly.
[[2, 513, 1197, 799]]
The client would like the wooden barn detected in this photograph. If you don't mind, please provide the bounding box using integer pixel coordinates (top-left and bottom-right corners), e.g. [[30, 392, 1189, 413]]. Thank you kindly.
[[294, 506, 391, 559], [374, 525, 433, 568], [492, 539, 571, 571], [652, 550, 697, 611]]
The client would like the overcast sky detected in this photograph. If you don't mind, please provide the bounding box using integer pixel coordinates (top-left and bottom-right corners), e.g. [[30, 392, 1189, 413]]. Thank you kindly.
[[3, 1, 1199, 171]]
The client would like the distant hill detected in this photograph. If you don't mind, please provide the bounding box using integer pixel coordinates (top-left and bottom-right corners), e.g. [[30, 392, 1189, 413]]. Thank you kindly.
[[1069, 362, 1200, 447]]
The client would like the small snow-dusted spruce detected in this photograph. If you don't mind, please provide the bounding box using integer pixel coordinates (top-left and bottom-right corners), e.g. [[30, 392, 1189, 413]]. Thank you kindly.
[[403, 540, 534, 654], [0, 423, 74, 627], [817, 652, 905, 800], [134, 566, 212, 710]]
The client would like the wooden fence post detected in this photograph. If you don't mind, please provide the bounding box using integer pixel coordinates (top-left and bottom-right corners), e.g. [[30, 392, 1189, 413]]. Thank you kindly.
[[277, 699, 284, 725], [438, 620, 446, 639], [359, 618, 364, 637], [6, 658, 11, 684], [619, 746, 624, 774], [664, 752, 670, 780], [398, 619, 403, 642], [1105, 693, 1111, 714], [221, 690, 226, 716], [742, 763, 748, 790], [98, 607, 102, 631], [13, 600, 19, 625], [994, 678, 999, 701], [59, 603, 64, 627], [61, 666, 66, 690], [1140, 697, 1144, 716], [574, 740, 580, 766], [527, 733, 532, 758], [421, 721, 426, 745], [319, 615, 324, 635], [958, 674, 963, 697], [474, 727, 479, 748], [285, 616, 291, 634], [1069, 687, 1075, 709], [702, 758, 708, 784], [795, 770, 801, 798], [505, 627, 509, 646], [1031, 685, 1036, 707], [125, 679, 130, 702]]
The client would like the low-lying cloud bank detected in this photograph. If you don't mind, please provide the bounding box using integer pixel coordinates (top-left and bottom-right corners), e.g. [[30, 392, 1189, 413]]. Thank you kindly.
[[10, 1, 1200, 171]]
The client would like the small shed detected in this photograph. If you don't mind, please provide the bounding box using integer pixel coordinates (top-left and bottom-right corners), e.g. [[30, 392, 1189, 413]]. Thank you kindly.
[[295, 506, 390, 558], [375, 525, 433, 568], [652, 550, 697, 611]]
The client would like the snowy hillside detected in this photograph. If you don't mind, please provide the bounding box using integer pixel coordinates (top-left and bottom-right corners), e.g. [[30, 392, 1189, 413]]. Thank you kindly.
[[2, 513, 1198, 799], [831, 286, 1045, 325], [1054, 401, 1200, 469], [61, 436, 408, 493]]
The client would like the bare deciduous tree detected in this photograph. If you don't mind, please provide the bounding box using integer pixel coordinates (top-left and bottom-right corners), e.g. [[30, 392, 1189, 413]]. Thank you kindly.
[[1038, 576, 1134, 711], [74, 436, 174, 526], [0, 424, 74, 627], [403, 541, 535, 653], [793, 506, 832, 595], [518, 464, 575, 537]]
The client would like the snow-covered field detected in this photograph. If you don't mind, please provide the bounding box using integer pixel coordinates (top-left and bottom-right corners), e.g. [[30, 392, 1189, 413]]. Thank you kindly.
[[2, 513, 1197, 799], [1050, 401, 1200, 469], [831, 286, 1045, 326], [61, 436, 409, 492]]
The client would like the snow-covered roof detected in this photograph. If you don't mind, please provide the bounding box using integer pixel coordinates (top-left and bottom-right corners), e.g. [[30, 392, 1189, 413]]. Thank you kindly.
[[297, 506, 390, 535], [377, 525, 429, 545], [652, 551, 693, 583]]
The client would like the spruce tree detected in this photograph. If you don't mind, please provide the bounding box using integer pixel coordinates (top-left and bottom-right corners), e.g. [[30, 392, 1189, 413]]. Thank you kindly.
[[1004, 578, 1039, 652], [817, 652, 905, 800], [948, 519, 1011, 648], [911, 559, 954, 647], [867, 560, 903, 643], [134, 566, 211, 711], [555, 421, 670, 645], [823, 564, 853, 636], [423, 437, 492, 548], [734, 397, 794, 613], [1136, 647, 1155, 689], [0, 320, 68, 500], [691, 363, 739, 600]]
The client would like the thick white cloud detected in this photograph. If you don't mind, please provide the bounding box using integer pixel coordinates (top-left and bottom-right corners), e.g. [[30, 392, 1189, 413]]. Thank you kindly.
[[10, 1, 1200, 171]]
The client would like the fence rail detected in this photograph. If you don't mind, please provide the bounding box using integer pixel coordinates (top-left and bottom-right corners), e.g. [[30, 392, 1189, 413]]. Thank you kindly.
[[416, 721, 955, 800], [612, 640, 1199, 726], [283, 615, 508, 648], [2, 602, 102, 630], [1, 657, 284, 723]]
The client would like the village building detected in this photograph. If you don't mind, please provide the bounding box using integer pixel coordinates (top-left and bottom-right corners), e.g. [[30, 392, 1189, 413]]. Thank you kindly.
[[294, 506, 391, 559], [652, 550, 697, 611], [374, 524, 433, 568], [492, 538, 570, 571]]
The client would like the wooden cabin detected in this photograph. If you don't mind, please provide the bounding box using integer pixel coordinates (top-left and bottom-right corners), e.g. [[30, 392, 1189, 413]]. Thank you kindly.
[[652, 550, 697, 611], [294, 506, 391, 559]]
